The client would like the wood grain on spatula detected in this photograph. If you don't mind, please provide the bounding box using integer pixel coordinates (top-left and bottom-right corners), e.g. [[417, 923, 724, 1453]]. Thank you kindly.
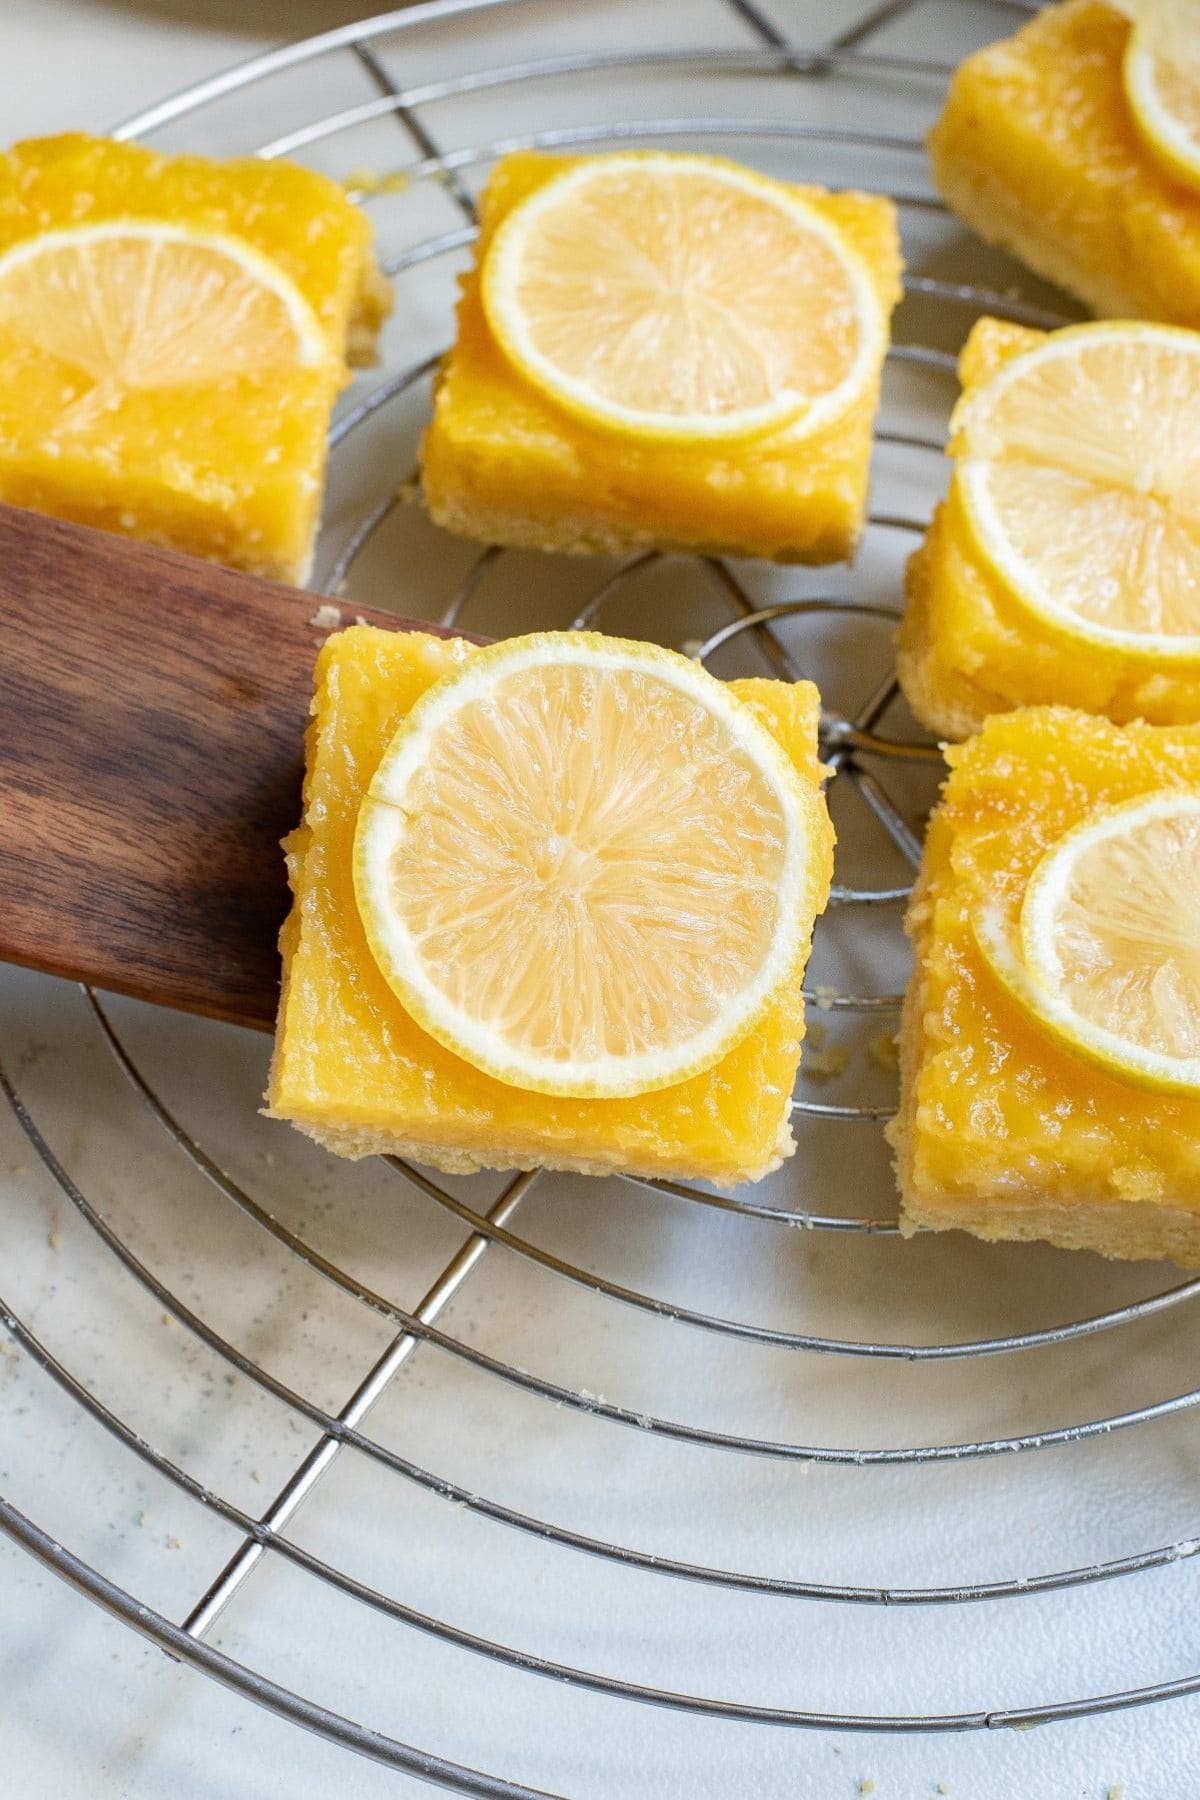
[[0, 504, 480, 1030]]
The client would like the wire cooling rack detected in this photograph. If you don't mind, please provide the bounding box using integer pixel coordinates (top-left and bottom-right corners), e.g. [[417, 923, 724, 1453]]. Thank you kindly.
[[5, 2, 1200, 1795]]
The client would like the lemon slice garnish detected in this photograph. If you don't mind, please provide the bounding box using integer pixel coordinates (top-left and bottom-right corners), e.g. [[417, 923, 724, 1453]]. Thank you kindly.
[[1124, 0, 1200, 195], [353, 631, 828, 1098], [985, 792, 1200, 1097], [954, 322, 1200, 662], [0, 221, 330, 417], [480, 152, 885, 444]]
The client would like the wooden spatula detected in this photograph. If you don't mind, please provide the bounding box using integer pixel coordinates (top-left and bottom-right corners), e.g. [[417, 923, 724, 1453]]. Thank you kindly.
[[0, 503, 480, 1032]]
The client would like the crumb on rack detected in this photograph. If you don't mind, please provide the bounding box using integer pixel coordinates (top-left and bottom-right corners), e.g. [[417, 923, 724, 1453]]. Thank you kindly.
[[803, 1018, 850, 1081], [869, 1029, 900, 1071], [813, 984, 839, 1012], [342, 166, 410, 198]]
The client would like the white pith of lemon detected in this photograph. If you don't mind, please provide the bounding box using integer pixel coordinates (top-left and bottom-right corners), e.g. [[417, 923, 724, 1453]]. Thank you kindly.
[[0, 221, 330, 408], [975, 792, 1200, 1098], [1123, 0, 1200, 194], [353, 632, 824, 1098], [480, 153, 885, 444], [954, 322, 1200, 661]]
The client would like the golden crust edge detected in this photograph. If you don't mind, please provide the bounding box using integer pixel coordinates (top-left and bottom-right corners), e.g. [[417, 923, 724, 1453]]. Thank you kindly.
[[896, 532, 1005, 742], [419, 482, 860, 566], [270, 1110, 797, 1190]]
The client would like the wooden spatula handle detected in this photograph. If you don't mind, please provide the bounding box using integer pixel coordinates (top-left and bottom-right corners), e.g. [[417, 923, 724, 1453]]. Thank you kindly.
[[0, 504, 479, 1030]]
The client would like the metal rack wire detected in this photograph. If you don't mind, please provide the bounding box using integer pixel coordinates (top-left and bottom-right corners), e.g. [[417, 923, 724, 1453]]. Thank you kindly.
[[4, 2, 1200, 1794]]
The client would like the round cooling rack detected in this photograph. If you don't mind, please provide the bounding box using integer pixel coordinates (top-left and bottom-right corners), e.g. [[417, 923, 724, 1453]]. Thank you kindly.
[[5, 3, 1200, 1795]]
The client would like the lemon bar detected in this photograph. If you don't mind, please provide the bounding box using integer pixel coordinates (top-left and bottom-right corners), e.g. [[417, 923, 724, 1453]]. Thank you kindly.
[[889, 707, 1200, 1264], [420, 151, 902, 564], [897, 317, 1200, 739], [268, 626, 833, 1187], [0, 133, 390, 583], [929, 1, 1200, 327]]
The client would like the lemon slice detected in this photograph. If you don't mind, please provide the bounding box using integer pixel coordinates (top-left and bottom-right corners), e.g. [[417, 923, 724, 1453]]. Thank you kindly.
[[1124, 0, 1200, 194], [353, 632, 826, 1098], [954, 322, 1200, 661], [0, 221, 329, 414], [1006, 792, 1200, 1096], [480, 153, 885, 444]]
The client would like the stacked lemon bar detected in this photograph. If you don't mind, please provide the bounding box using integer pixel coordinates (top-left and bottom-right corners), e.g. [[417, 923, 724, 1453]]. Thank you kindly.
[[420, 150, 902, 563], [0, 133, 389, 581]]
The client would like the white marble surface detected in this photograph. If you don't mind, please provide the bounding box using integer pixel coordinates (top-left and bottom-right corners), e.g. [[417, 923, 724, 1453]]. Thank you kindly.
[[2, 3, 1200, 1797]]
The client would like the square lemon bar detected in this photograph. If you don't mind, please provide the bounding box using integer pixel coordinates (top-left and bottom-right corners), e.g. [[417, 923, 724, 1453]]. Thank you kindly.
[[889, 707, 1200, 1265], [897, 317, 1200, 739], [420, 151, 902, 564], [268, 626, 833, 1186], [0, 133, 391, 583], [929, 1, 1200, 327]]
